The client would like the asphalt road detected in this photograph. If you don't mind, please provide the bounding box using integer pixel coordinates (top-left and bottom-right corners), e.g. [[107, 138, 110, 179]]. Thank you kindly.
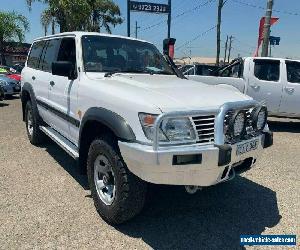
[[0, 98, 299, 250]]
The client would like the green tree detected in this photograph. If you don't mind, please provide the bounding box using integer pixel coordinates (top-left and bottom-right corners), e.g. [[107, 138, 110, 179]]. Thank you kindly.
[[86, 0, 123, 33], [0, 11, 29, 65], [41, 8, 56, 35], [26, 0, 123, 33]]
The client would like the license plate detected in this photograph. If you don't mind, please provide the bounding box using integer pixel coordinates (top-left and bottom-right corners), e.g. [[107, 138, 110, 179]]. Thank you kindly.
[[14, 87, 20, 91], [236, 139, 259, 156]]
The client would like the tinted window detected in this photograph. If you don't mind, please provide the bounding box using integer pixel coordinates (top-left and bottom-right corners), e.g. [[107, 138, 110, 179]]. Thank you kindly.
[[27, 41, 45, 69], [286, 61, 300, 83], [40, 39, 60, 72], [254, 60, 280, 81], [57, 38, 76, 65]]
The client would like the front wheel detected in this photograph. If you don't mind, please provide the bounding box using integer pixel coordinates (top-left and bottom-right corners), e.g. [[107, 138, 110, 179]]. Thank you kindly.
[[87, 137, 147, 224]]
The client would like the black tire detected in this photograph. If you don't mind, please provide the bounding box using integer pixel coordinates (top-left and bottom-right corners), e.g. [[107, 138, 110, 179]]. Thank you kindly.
[[87, 135, 147, 225], [0, 86, 4, 101], [25, 101, 45, 145]]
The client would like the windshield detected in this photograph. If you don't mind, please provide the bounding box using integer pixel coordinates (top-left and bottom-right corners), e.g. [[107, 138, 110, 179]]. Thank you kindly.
[[82, 35, 175, 75]]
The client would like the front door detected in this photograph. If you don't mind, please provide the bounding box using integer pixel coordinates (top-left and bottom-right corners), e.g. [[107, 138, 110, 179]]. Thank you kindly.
[[247, 58, 284, 115], [47, 37, 78, 140], [278, 60, 300, 117]]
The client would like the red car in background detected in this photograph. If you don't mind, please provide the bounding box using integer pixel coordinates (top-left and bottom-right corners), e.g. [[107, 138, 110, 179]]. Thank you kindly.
[[0, 66, 21, 82], [6, 73, 21, 81]]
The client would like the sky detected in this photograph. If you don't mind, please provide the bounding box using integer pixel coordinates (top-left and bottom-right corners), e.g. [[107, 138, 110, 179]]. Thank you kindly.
[[2, 0, 300, 59]]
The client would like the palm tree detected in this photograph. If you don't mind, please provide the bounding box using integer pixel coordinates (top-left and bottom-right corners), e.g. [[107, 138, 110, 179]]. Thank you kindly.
[[26, 0, 123, 33], [0, 11, 29, 65], [88, 0, 123, 33], [41, 8, 56, 35]]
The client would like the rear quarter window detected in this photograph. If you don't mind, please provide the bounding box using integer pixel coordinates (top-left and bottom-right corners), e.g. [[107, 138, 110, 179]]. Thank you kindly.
[[27, 41, 45, 69]]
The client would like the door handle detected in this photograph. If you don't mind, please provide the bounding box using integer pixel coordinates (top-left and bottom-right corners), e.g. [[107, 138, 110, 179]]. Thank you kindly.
[[284, 87, 295, 93], [250, 85, 260, 90], [32, 76, 36, 80], [49, 81, 55, 86]]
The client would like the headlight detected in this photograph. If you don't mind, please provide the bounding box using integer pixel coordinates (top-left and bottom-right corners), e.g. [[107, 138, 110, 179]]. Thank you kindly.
[[252, 106, 267, 131], [229, 111, 246, 137], [138, 113, 196, 142]]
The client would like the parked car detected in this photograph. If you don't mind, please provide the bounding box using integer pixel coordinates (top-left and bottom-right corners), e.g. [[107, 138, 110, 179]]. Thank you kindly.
[[6, 73, 21, 82], [0, 75, 21, 97], [187, 57, 300, 118], [0, 65, 21, 81], [21, 32, 273, 224], [180, 64, 220, 76], [0, 66, 8, 74]]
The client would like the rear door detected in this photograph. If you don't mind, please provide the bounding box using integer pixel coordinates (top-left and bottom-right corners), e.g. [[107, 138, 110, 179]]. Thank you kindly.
[[247, 59, 283, 114], [23, 40, 48, 119], [278, 60, 300, 116], [37, 38, 61, 125]]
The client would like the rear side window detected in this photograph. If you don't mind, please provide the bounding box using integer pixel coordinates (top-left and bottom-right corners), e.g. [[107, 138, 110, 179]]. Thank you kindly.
[[40, 39, 60, 72], [27, 41, 45, 69], [254, 60, 280, 82], [286, 61, 300, 83]]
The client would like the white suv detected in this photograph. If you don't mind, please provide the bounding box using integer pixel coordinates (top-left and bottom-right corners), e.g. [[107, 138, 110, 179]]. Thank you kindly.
[[21, 32, 273, 224]]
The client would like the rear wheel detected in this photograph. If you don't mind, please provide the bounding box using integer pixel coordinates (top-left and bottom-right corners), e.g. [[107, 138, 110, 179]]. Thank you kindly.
[[25, 101, 45, 145], [87, 136, 147, 224]]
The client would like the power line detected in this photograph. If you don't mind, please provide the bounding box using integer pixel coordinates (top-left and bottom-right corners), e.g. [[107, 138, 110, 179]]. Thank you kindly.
[[232, 0, 300, 16], [140, 0, 215, 32], [177, 25, 217, 50], [234, 37, 257, 50], [172, 0, 216, 20]]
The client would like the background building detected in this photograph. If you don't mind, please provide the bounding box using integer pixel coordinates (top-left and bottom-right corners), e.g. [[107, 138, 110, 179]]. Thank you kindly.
[[0, 42, 31, 65]]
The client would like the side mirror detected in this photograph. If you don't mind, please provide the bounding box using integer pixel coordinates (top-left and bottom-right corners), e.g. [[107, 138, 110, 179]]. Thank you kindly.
[[52, 61, 76, 80]]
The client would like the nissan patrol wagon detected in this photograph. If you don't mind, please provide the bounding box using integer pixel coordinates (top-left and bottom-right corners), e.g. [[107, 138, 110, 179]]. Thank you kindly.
[[21, 32, 273, 224]]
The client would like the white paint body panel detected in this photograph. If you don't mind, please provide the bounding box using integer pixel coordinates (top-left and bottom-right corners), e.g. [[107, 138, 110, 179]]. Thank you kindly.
[[21, 33, 271, 186], [187, 57, 300, 118]]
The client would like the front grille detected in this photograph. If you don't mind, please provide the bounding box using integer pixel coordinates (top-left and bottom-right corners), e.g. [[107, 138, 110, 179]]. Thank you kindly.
[[192, 115, 215, 144]]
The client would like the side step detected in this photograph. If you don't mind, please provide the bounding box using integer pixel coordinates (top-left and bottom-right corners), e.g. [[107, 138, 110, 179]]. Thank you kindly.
[[40, 126, 79, 159]]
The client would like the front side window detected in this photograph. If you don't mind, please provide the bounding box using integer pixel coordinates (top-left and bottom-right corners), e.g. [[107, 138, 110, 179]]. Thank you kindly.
[[57, 37, 76, 65], [254, 60, 280, 81], [40, 39, 60, 72], [181, 65, 193, 75], [286, 61, 300, 83], [196, 65, 219, 76], [184, 66, 195, 75], [82, 35, 174, 75], [27, 41, 45, 69], [220, 62, 243, 78]]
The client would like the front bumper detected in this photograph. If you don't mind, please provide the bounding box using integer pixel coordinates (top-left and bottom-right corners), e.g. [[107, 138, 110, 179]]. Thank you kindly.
[[119, 132, 273, 186]]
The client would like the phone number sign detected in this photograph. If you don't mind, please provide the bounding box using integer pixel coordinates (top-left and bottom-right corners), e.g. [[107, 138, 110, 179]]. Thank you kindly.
[[130, 1, 170, 14]]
